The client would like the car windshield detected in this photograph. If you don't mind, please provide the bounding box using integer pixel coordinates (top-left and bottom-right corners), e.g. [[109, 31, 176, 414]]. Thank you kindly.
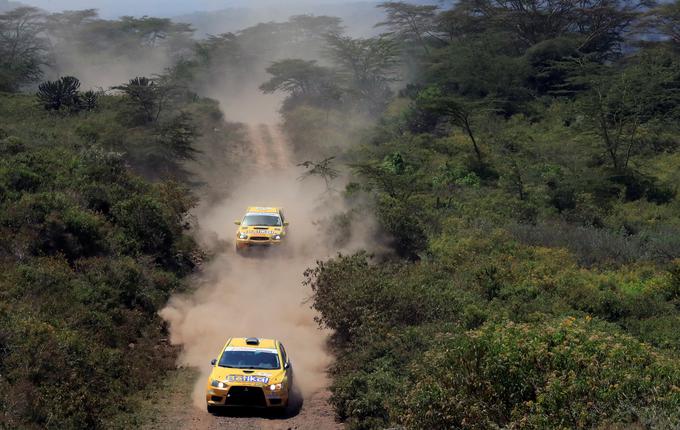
[[242, 214, 281, 227], [219, 349, 280, 370]]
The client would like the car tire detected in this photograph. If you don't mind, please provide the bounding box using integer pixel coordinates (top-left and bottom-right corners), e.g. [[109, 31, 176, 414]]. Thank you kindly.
[[207, 404, 218, 414]]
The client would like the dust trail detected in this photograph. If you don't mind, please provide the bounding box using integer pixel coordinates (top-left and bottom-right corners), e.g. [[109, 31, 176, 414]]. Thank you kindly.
[[160, 124, 349, 410], [268, 125, 293, 168], [246, 124, 270, 169]]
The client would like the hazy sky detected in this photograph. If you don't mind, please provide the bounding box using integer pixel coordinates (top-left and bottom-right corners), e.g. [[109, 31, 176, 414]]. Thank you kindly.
[[17, 0, 384, 18]]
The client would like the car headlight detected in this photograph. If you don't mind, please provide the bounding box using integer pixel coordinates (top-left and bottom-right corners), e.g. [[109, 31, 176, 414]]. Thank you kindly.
[[211, 379, 227, 389], [274, 235, 281, 240], [238, 232, 248, 239], [268, 383, 283, 391]]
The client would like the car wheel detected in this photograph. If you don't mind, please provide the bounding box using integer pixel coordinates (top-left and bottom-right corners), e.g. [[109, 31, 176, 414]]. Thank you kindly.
[[207, 404, 218, 414]]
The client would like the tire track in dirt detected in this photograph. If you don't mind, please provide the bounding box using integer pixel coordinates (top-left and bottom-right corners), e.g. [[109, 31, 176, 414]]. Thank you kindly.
[[247, 124, 272, 169], [266, 124, 293, 168]]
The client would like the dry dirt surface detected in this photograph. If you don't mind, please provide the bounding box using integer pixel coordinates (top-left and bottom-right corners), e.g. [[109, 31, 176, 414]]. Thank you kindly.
[[157, 123, 344, 430], [183, 390, 341, 430]]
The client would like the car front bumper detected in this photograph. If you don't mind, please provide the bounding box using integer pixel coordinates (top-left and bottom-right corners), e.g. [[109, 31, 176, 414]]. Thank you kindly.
[[235, 237, 283, 248], [206, 385, 289, 408]]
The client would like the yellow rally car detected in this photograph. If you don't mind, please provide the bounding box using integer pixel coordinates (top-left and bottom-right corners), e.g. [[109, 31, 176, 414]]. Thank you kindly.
[[234, 207, 288, 251], [206, 337, 293, 412]]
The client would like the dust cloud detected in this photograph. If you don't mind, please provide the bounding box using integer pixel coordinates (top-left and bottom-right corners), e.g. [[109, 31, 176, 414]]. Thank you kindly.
[[160, 123, 372, 408], [51, 48, 175, 90], [208, 80, 284, 125]]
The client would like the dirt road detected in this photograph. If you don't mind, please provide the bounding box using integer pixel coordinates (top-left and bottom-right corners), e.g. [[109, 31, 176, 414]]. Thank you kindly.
[[157, 123, 342, 430], [181, 390, 339, 430]]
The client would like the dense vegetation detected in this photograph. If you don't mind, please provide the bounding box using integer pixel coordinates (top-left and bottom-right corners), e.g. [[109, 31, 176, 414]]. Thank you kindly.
[[266, 1, 680, 428], [0, 9, 228, 427], [3, 0, 680, 428], [0, 7, 358, 428], [0, 79, 235, 426]]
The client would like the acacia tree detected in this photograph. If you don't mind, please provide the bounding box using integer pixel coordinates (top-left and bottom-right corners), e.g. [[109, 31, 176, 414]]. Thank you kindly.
[[119, 16, 193, 48], [113, 76, 181, 125], [451, 0, 649, 56], [260, 59, 331, 97], [324, 33, 400, 113], [289, 14, 343, 40], [578, 50, 680, 172], [415, 86, 486, 164], [260, 58, 342, 114], [376, 1, 444, 54], [298, 157, 340, 192], [0, 7, 49, 92]]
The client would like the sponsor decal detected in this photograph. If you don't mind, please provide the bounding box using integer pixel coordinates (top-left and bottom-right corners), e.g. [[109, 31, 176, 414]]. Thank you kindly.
[[226, 375, 269, 384]]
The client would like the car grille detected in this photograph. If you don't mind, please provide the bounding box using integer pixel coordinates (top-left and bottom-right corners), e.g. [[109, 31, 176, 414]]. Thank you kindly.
[[226, 386, 267, 407], [250, 237, 269, 241]]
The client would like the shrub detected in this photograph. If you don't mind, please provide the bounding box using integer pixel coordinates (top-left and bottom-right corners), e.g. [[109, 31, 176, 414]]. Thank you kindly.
[[36, 76, 82, 112], [400, 318, 680, 429], [0, 140, 197, 428]]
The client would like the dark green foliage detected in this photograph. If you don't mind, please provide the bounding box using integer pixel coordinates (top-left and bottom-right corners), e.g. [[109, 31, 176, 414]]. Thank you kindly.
[[113, 76, 167, 125], [0, 60, 217, 426], [0, 143, 197, 428], [36, 76, 89, 112], [282, 3, 680, 428], [81, 90, 99, 111], [323, 33, 400, 114], [400, 318, 680, 429], [306, 231, 680, 428]]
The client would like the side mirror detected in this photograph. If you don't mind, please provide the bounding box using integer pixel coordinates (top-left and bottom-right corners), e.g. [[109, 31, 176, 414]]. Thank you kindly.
[[210, 358, 217, 366], [283, 222, 289, 226], [284, 362, 290, 369], [234, 220, 241, 225]]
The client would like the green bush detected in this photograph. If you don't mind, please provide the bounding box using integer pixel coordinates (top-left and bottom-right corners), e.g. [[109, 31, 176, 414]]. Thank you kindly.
[[400, 318, 680, 429], [0, 135, 197, 428]]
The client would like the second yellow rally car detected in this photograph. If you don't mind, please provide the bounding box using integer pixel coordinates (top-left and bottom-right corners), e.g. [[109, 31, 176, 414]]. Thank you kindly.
[[234, 207, 288, 252], [206, 337, 293, 412]]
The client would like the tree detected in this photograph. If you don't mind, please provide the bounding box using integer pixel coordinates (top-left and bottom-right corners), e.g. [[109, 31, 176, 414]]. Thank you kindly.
[[451, 0, 649, 56], [578, 50, 680, 172], [298, 157, 340, 191], [289, 14, 343, 39], [324, 34, 400, 113], [118, 16, 193, 48], [260, 59, 331, 96], [113, 76, 180, 125], [376, 1, 443, 54], [353, 152, 424, 202], [0, 7, 49, 92], [148, 112, 199, 180], [415, 86, 486, 164], [260, 58, 342, 113]]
